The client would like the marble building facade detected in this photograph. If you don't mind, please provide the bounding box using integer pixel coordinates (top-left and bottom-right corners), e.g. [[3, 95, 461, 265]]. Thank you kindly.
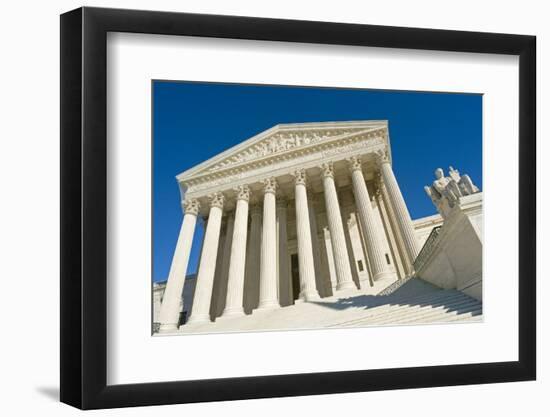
[[156, 120, 444, 333]]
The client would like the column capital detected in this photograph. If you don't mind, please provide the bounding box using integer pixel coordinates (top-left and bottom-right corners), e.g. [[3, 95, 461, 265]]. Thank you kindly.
[[374, 149, 390, 165], [347, 156, 363, 173], [183, 198, 201, 216], [292, 168, 307, 186], [320, 162, 334, 179], [233, 184, 250, 202], [262, 177, 278, 195], [207, 192, 225, 209]]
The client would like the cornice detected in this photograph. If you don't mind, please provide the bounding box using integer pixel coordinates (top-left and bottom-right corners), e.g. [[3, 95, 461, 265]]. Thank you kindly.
[[177, 121, 389, 182], [185, 135, 387, 198], [188, 138, 387, 196]]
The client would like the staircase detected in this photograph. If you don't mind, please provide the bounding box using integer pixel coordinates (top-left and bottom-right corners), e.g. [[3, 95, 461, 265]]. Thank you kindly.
[[327, 278, 482, 328], [174, 278, 482, 335]]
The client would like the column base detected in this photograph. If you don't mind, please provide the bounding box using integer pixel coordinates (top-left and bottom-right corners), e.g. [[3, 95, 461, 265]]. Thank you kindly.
[[158, 323, 178, 333], [185, 314, 212, 325], [373, 271, 397, 282], [299, 290, 321, 302], [219, 308, 245, 319], [256, 300, 280, 311], [336, 281, 357, 291]]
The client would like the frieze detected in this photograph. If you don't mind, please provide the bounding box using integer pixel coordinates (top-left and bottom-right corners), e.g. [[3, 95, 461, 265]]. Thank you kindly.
[[206, 128, 374, 173], [184, 135, 387, 197]]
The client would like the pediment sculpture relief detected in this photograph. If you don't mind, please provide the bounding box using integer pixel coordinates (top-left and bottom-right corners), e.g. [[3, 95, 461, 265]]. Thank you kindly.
[[206, 128, 371, 173]]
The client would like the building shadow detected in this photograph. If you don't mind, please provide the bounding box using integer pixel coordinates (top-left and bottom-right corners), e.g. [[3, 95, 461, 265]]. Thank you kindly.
[[310, 278, 482, 317], [35, 386, 59, 401]]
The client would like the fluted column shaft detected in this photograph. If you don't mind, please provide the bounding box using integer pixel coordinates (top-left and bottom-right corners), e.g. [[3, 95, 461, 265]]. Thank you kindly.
[[187, 193, 225, 324], [244, 205, 262, 312], [293, 169, 320, 301], [377, 152, 421, 267], [321, 163, 355, 290], [213, 213, 234, 317], [348, 156, 394, 281], [308, 195, 327, 297], [222, 186, 250, 317], [277, 199, 292, 306], [158, 199, 200, 332], [258, 178, 280, 309]]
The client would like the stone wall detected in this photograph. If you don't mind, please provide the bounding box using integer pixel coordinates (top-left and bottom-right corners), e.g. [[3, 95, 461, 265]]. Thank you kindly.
[[414, 193, 483, 301]]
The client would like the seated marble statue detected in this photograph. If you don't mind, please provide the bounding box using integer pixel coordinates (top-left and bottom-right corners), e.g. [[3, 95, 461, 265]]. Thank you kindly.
[[425, 166, 480, 218]]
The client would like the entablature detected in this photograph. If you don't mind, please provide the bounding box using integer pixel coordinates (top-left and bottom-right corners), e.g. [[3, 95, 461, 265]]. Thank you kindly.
[[178, 123, 392, 201]]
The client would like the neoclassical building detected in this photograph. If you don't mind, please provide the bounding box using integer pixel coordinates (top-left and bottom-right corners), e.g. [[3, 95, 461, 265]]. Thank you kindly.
[[157, 120, 444, 333]]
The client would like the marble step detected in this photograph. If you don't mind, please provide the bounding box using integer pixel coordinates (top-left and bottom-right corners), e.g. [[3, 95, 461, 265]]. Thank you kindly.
[[447, 314, 483, 323], [366, 296, 481, 325], [372, 303, 482, 325], [327, 290, 480, 328], [335, 303, 481, 327], [379, 283, 462, 303], [332, 290, 473, 324], [348, 288, 461, 313], [418, 308, 483, 323]]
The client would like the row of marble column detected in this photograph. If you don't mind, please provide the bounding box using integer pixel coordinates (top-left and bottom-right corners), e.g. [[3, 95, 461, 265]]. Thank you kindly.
[[158, 154, 420, 331]]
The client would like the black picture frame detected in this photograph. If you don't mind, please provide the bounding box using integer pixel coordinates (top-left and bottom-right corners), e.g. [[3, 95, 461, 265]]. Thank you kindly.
[[60, 6, 536, 410]]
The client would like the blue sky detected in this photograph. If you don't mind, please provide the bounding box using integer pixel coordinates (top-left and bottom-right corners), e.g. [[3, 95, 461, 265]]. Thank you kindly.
[[153, 81, 482, 282]]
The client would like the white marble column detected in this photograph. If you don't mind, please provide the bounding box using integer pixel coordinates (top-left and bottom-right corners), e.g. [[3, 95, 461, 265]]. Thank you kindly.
[[323, 227, 338, 291], [376, 150, 421, 267], [158, 198, 200, 332], [214, 212, 234, 317], [375, 185, 407, 279], [222, 185, 250, 318], [244, 203, 262, 313], [342, 207, 361, 288], [209, 218, 226, 318], [308, 194, 328, 297], [276, 198, 292, 307], [320, 162, 355, 290], [187, 193, 225, 324], [292, 169, 320, 301], [318, 228, 334, 297], [348, 156, 394, 281], [258, 177, 280, 310]]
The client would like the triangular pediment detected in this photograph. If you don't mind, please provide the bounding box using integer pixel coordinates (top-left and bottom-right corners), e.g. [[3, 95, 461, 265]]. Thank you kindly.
[[177, 120, 388, 182]]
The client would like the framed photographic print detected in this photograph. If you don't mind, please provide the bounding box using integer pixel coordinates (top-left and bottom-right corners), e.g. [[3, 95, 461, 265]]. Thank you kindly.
[[60, 6, 536, 410]]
